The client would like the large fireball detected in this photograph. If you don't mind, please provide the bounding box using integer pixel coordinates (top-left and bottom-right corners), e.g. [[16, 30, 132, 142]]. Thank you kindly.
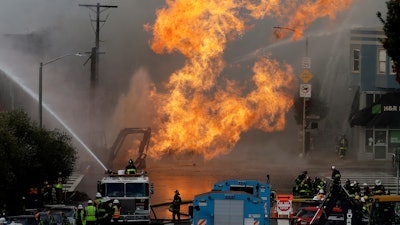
[[145, 0, 353, 159]]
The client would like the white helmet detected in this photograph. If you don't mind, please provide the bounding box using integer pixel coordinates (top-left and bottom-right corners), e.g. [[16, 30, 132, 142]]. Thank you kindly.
[[103, 197, 111, 202], [331, 165, 335, 170], [113, 199, 119, 204], [375, 179, 382, 185], [78, 204, 83, 209], [96, 192, 102, 198], [318, 189, 325, 194], [88, 200, 93, 204]]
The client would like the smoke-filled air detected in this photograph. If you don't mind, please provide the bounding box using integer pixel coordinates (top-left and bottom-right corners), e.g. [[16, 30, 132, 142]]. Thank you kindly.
[[144, 0, 353, 159], [0, 0, 387, 168]]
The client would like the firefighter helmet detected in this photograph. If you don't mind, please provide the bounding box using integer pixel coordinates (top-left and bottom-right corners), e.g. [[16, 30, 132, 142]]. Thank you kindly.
[[129, 159, 133, 165], [78, 204, 83, 209], [103, 197, 111, 202], [96, 192, 102, 198], [88, 200, 93, 204], [113, 199, 120, 204]]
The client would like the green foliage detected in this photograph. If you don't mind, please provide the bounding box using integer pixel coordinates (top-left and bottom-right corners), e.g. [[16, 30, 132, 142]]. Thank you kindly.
[[377, 0, 400, 83], [0, 110, 77, 213]]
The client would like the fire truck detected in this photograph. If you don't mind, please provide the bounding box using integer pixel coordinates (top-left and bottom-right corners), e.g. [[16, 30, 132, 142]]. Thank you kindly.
[[97, 170, 153, 224], [189, 179, 272, 225]]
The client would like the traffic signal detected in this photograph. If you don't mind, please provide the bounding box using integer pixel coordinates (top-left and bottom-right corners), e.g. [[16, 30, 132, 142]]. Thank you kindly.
[[311, 122, 318, 129], [304, 99, 311, 114]]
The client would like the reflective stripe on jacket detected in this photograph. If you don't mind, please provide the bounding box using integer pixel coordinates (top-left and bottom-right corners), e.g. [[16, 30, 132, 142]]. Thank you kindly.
[[112, 205, 120, 219]]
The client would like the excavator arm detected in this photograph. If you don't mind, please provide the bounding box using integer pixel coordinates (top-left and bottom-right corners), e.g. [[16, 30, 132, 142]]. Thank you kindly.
[[108, 127, 151, 170]]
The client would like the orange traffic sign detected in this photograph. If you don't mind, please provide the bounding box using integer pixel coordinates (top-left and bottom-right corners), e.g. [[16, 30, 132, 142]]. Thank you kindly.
[[299, 69, 313, 83]]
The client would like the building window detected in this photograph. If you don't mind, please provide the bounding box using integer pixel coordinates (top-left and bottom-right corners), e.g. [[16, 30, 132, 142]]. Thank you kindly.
[[352, 48, 360, 72], [378, 49, 386, 74], [366, 93, 382, 106]]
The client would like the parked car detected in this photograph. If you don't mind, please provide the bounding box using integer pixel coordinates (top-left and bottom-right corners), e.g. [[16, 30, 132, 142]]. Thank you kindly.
[[39, 211, 70, 225], [291, 206, 344, 225], [6, 215, 36, 225], [43, 205, 75, 225]]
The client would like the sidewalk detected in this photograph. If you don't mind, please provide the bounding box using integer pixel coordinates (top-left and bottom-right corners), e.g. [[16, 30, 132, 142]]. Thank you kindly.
[[305, 148, 394, 173]]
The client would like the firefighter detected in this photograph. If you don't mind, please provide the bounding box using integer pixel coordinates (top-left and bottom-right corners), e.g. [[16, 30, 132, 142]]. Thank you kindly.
[[373, 179, 386, 195], [97, 197, 111, 225], [171, 190, 182, 222], [95, 192, 102, 208], [293, 171, 307, 196], [343, 179, 352, 195], [361, 195, 372, 214], [105, 198, 113, 224], [298, 177, 313, 197], [312, 177, 326, 195], [43, 181, 53, 204], [348, 181, 356, 197], [125, 159, 137, 175], [85, 200, 97, 225], [352, 181, 361, 196], [331, 166, 341, 184], [75, 204, 85, 225], [363, 183, 372, 197], [111, 199, 121, 223], [312, 189, 325, 201], [54, 178, 63, 204], [338, 135, 348, 159]]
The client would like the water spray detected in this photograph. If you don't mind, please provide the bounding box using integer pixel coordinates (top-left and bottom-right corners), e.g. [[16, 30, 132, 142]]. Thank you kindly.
[[231, 28, 344, 64], [1, 66, 108, 171]]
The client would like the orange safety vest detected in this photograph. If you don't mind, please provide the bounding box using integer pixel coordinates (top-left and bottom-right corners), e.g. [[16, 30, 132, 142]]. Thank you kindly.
[[112, 205, 120, 219]]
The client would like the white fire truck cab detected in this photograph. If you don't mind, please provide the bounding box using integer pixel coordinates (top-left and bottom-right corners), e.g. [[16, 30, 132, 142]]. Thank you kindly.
[[97, 170, 153, 224]]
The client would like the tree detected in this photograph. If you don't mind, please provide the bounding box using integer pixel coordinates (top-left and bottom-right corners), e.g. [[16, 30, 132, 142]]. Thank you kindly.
[[0, 110, 77, 213], [377, 0, 400, 83]]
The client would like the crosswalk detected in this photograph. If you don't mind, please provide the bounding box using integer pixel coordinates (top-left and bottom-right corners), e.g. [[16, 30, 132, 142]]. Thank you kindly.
[[339, 170, 400, 195]]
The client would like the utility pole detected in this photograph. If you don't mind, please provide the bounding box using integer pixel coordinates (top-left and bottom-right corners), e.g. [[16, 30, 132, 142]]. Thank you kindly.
[[300, 37, 312, 157], [79, 3, 117, 88], [79, 3, 117, 154]]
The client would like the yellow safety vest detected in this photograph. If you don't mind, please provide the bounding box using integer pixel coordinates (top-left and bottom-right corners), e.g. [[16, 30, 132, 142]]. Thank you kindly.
[[85, 205, 97, 221], [112, 205, 120, 219]]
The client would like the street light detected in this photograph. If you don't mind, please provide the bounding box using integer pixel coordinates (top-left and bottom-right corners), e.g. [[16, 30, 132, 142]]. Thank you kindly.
[[272, 26, 310, 157], [39, 53, 87, 129]]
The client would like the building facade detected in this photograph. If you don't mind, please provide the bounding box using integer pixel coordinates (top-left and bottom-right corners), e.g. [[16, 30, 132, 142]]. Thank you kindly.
[[349, 27, 400, 160]]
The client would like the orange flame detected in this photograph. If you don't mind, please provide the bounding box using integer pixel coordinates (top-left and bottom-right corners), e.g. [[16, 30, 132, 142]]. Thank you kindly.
[[145, 0, 353, 159]]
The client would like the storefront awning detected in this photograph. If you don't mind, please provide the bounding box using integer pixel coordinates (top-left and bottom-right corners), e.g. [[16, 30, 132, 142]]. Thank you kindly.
[[349, 92, 400, 128]]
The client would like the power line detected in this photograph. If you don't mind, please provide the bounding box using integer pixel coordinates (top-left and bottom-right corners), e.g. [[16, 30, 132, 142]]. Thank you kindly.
[[79, 3, 117, 87]]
